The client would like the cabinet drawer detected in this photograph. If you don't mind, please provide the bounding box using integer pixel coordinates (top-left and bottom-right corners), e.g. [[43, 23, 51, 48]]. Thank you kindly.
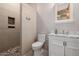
[[66, 38, 79, 48], [49, 35, 65, 41], [51, 40, 63, 46]]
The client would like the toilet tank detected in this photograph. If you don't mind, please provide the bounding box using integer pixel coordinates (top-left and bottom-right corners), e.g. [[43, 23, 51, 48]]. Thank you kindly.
[[38, 34, 46, 43]]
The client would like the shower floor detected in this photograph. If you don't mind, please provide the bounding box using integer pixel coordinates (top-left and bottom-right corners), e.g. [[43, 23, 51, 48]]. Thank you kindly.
[[0, 46, 21, 56]]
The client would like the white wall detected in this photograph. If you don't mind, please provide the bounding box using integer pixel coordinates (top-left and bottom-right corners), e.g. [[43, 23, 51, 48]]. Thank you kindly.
[[0, 3, 20, 52], [37, 3, 79, 34], [22, 4, 36, 54], [37, 3, 55, 34]]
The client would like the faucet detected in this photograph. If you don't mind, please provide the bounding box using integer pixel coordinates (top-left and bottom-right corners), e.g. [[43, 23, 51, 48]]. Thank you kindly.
[[55, 29, 58, 34], [62, 30, 64, 34]]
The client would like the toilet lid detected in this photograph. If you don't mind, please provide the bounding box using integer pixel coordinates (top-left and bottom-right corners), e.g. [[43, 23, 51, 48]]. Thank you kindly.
[[32, 42, 43, 47]]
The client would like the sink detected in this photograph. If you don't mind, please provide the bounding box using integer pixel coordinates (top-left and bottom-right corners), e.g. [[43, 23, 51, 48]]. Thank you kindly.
[[49, 33, 55, 35], [56, 34, 68, 37]]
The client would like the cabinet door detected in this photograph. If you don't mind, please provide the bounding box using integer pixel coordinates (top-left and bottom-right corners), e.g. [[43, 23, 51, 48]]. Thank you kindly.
[[65, 38, 79, 56], [49, 36, 64, 56]]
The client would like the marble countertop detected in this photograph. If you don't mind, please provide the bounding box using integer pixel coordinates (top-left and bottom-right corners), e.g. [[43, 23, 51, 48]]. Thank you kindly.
[[48, 33, 79, 38]]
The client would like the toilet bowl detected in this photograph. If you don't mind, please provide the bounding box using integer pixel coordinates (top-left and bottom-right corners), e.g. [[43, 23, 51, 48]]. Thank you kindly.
[[32, 34, 46, 56]]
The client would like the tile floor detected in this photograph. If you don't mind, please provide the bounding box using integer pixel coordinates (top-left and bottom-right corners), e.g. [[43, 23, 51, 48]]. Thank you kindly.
[[0, 46, 21, 56], [24, 49, 48, 56]]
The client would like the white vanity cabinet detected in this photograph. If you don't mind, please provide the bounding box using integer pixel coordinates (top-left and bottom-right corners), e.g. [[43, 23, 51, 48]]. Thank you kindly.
[[65, 37, 79, 56], [49, 35, 65, 56], [48, 34, 79, 56]]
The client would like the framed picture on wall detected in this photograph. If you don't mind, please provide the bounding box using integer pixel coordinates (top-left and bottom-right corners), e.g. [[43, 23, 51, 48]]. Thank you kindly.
[[55, 3, 73, 23]]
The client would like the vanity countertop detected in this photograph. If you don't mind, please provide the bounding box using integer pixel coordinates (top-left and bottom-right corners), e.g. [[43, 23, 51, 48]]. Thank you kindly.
[[48, 33, 79, 38], [68, 35, 79, 38]]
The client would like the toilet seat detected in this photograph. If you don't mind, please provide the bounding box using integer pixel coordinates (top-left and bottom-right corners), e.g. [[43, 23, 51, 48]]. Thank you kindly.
[[32, 42, 43, 50], [32, 34, 46, 56]]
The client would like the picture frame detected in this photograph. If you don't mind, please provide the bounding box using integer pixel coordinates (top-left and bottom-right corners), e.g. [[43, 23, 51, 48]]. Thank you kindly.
[[55, 3, 73, 23]]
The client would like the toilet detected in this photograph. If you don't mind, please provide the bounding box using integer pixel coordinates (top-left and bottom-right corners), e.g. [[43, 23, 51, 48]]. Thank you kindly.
[[32, 34, 46, 56]]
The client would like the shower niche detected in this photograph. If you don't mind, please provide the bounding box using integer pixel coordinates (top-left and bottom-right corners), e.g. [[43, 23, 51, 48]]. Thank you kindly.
[[8, 16, 15, 28]]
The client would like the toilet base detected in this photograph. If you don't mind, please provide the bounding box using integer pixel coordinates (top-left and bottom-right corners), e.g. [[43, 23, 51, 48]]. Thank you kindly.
[[33, 49, 42, 56]]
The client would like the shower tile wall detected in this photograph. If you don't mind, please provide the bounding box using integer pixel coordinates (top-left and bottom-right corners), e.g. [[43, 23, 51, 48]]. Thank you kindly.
[[22, 4, 36, 55], [0, 3, 20, 52]]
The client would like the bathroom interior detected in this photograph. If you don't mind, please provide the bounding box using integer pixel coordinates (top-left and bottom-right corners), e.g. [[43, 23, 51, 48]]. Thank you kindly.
[[0, 3, 79, 56]]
